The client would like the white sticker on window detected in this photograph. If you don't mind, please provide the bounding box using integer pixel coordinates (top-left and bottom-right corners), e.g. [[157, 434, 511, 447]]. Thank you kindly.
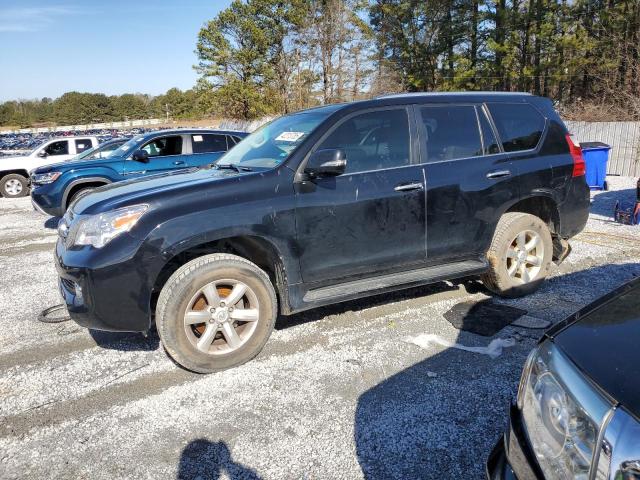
[[275, 131, 305, 142], [193, 135, 203, 142]]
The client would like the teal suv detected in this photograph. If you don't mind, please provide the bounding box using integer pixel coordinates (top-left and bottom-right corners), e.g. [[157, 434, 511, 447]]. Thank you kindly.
[[30, 129, 247, 216]]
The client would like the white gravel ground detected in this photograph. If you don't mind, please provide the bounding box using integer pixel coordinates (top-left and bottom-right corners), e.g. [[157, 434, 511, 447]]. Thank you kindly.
[[0, 177, 638, 479]]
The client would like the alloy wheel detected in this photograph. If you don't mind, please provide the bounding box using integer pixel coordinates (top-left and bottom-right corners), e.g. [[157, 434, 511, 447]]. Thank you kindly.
[[183, 279, 260, 355], [505, 230, 544, 284]]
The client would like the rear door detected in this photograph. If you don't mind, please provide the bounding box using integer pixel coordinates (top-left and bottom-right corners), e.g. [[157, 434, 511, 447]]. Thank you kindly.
[[73, 139, 93, 157], [294, 106, 427, 285], [123, 134, 187, 178], [417, 104, 519, 262], [187, 133, 229, 167], [486, 102, 550, 199]]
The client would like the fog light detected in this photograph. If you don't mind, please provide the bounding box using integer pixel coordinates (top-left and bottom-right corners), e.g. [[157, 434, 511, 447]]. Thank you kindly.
[[74, 283, 83, 303]]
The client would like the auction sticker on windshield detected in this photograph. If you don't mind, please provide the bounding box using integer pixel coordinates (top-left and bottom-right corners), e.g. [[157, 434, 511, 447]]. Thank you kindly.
[[275, 131, 305, 142]]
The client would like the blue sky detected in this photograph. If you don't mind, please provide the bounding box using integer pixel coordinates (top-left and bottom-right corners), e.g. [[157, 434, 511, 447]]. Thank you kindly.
[[0, 0, 232, 101]]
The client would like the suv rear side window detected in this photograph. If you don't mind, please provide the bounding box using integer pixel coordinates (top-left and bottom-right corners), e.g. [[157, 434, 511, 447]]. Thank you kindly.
[[192, 134, 227, 154], [488, 103, 545, 152], [75, 139, 92, 153], [141, 136, 183, 157], [418, 105, 482, 162], [317, 108, 410, 174]]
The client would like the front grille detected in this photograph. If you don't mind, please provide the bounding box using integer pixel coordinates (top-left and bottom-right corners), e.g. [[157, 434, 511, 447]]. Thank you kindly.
[[60, 277, 75, 292]]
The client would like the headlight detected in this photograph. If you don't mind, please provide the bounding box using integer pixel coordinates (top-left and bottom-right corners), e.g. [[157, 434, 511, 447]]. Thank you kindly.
[[518, 342, 611, 480], [32, 171, 61, 184], [73, 204, 148, 249]]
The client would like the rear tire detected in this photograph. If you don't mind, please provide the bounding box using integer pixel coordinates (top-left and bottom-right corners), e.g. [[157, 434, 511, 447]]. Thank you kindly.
[[156, 253, 277, 373], [1, 174, 29, 198], [482, 212, 552, 298]]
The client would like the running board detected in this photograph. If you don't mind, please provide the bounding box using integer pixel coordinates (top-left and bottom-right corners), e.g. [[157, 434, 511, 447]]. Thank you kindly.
[[303, 259, 488, 303]]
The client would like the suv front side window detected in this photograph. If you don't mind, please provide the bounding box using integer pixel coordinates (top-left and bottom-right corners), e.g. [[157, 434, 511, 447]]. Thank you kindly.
[[418, 105, 483, 162], [140, 136, 183, 158], [316, 108, 410, 174], [44, 140, 69, 156]]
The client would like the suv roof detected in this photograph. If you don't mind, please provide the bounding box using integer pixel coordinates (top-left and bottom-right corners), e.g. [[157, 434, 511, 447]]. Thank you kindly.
[[377, 91, 533, 99]]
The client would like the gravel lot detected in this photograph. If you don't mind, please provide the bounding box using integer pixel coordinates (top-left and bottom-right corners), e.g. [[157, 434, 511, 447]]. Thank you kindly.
[[1, 177, 639, 479]]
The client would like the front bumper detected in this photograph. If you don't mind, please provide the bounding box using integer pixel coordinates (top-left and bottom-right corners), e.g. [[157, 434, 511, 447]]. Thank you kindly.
[[486, 404, 543, 480], [55, 235, 161, 332], [31, 184, 65, 217]]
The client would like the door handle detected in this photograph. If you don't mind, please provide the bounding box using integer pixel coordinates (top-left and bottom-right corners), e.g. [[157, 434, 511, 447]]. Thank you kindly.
[[486, 170, 511, 179], [394, 182, 423, 192], [173, 161, 185, 166]]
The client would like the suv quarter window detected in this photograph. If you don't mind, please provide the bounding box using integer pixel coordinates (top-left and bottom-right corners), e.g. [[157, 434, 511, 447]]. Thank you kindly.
[[44, 140, 69, 156], [314, 107, 411, 174], [487, 103, 546, 152], [191, 134, 228, 154], [417, 105, 483, 162], [140, 135, 183, 158]]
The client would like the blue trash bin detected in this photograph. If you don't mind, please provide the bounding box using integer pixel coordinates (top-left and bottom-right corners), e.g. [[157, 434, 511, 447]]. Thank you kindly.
[[581, 142, 611, 190]]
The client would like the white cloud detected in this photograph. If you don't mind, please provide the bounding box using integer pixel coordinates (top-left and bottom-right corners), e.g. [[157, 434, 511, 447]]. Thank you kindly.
[[0, 6, 84, 33]]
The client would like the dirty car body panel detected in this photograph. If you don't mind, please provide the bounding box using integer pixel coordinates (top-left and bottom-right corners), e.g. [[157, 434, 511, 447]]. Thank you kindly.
[[54, 93, 589, 333]]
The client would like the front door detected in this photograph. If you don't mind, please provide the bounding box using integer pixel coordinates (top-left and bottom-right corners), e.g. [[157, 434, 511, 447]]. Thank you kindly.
[[295, 107, 427, 285], [123, 134, 187, 178]]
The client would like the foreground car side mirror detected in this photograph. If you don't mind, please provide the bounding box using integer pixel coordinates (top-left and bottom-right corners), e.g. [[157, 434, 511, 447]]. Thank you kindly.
[[38, 151, 48, 158], [131, 150, 150, 163], [305, 149, 347, 177]]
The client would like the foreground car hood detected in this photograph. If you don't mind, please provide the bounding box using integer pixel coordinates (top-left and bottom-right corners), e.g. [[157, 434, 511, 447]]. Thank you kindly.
[[550, 278, 640, 419], [73, 166, 241, 214]]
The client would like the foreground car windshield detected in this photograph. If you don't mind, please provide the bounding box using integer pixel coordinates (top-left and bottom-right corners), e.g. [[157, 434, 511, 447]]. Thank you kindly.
[[216, 110, 332, 169]]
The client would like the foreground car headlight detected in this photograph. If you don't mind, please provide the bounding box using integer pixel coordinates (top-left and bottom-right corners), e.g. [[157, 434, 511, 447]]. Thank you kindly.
[[32, 171, 61, 184], [518, 342, 611, 480], [73, 204, 148, 248]]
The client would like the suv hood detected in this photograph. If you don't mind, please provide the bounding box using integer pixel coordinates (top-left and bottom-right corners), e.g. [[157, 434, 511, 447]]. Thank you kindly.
[[73, 166, 242, 214], [549, 278, 640, 419], [32, 155, 126, 173]]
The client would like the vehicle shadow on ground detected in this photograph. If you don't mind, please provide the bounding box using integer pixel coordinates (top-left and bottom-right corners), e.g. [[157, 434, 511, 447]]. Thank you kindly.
[[43, 216, 60, 230], [353, 262, 640, 479], [88, 329, 160, 351], [177, 438, 261, 480], [590, 187, 635, 218]]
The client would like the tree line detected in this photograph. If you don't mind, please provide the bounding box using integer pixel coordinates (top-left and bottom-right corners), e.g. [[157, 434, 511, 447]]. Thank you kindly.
[[2, 0, 639, 127]]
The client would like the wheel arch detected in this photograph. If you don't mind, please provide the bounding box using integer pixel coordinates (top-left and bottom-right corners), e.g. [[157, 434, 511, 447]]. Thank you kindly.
[[0, 169, 30, 179], [506, 194, 560, 235], [62, 177, 112, 209], [150, 234, 290, 316]]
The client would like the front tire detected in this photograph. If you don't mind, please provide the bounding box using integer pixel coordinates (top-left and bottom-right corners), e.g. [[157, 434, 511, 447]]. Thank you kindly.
[[1, 174, 29, 198], [156, 253, 277, 373], [482, 212, 552, 298]]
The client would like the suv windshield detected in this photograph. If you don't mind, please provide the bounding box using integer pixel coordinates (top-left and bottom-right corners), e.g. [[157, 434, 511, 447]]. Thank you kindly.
[[216, 110, 334, 169], [107, 135, 146, 158]]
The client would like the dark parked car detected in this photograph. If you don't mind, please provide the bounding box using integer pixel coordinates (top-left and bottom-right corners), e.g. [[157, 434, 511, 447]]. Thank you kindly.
[[487, 277, 640, 480], [30, 129, 247, 216], [54, 92, 590, 372]]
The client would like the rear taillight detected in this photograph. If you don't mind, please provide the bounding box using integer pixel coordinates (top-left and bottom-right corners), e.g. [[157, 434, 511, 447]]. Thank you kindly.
[[566, 133, 585, 177]]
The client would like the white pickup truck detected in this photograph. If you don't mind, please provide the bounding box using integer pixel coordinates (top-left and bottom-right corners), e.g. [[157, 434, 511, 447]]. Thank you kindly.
[[0, 136, 99, 198]]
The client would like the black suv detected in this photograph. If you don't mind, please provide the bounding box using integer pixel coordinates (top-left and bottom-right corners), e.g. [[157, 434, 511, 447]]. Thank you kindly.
[[55, 93, 589, 373]]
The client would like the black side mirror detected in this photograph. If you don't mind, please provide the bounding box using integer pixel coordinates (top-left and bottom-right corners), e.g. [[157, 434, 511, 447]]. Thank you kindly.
[[38, 151, 48, 158], [305, 149, 347, 177], [132, 150, 150, 163]]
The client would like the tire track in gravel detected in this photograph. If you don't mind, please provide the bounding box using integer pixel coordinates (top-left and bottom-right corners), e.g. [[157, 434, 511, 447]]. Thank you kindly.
[[0, 368, 197, 440]]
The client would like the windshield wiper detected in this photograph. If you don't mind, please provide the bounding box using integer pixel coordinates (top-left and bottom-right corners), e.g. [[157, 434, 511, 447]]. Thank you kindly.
[[215, 163, 252, 172]]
